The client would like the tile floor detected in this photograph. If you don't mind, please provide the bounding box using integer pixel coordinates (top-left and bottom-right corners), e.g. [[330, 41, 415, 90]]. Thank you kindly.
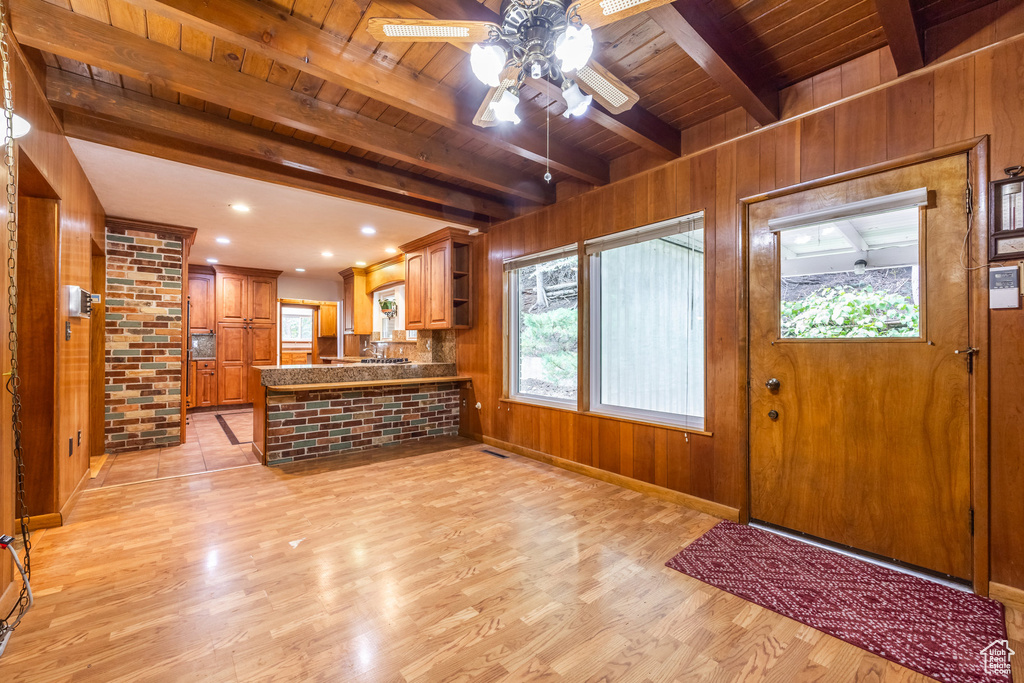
[[89, 408, 259, 489]]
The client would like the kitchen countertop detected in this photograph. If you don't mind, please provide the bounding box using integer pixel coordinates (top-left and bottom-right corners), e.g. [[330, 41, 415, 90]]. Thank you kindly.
[[257, 362, 457, 387]]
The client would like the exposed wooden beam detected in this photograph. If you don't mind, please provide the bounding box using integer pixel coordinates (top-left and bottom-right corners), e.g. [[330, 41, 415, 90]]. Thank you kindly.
[[46, 69, 515, 221], [61, 112, 493, 229], [526, 77, 680, 160], [650, 1, 779, 126], [874, 0, 925, 75], [118, 0, 610, 186], [10, 0, 552, 205], [404, 0, 680, 159]]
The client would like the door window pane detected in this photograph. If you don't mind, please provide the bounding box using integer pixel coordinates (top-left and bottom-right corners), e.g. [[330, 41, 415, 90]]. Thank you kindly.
[[779, 206, 921, 339]]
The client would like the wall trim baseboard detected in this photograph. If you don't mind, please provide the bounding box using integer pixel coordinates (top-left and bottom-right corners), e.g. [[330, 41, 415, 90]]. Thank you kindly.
[[58, 467, 92, 523], [990, 582, 1024, 610], [469, 433, 740, 522], [19, 513, 62, 531]]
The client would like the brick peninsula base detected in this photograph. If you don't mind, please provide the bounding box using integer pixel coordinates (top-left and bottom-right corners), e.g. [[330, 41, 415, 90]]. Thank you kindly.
[[263, 382, 460, 465]]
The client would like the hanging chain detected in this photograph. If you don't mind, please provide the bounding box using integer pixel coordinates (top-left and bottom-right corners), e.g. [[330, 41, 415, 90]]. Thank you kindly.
[[0, 0, 33, 638], [544, 89, 552, 183]]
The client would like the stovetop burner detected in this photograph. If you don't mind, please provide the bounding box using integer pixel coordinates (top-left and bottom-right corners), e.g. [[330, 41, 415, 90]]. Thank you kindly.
[[360, 358, 411, 364]]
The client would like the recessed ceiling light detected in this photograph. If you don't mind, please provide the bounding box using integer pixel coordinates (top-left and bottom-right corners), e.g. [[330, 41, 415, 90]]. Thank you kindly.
[[206, 258, 219, 264], [321, 251, 333, 258], [361, 226, 376, 235], [295, 268, 306, 272], [216, 237, 231, 244], [355, 261, 367, 266], [385, 247, 397, 254], [230, 204, 250, 212]]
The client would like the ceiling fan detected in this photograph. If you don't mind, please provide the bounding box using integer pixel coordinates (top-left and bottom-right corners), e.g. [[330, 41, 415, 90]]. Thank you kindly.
[[367, 0, 670, 128]]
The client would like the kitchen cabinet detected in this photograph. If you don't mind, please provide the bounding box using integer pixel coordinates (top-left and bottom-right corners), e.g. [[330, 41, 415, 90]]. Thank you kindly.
[[400, 228, 473, 330], [318, 303, 337, 337], [340, 267, 372, 334], [405, 251, 425, 329], [216, 270, 248, 322], [212, 266, 280, 406], [195, 360, 216, 408], [188, 272, 215, 332]]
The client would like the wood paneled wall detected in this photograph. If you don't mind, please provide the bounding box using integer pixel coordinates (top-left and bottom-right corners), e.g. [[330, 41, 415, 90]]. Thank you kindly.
[[11, 47, 104, 512], [457, 6, 1024, 590]]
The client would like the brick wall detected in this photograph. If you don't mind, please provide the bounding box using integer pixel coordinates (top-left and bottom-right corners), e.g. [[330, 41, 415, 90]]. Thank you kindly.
[[266, 382, 460, 465], [104, 227, 184, 452]]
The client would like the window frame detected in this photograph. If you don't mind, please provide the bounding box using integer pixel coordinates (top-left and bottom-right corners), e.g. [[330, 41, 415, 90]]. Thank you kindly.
[[503, 244, 581, 411], [586, 213, 708, 431]]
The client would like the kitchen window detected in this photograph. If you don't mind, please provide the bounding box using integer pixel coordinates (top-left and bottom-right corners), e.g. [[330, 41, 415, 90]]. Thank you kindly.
[[504, 245, 579, 408], [281, 306, 314, 342], [586, 212, 706, 429]]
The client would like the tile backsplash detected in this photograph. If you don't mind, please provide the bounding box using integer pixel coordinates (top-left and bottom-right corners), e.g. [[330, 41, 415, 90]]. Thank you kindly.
[[190, 332, 215, 359], [364, 329, 455, 363]]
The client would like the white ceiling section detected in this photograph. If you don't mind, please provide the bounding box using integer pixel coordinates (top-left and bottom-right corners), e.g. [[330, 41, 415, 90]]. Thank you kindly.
[[68, 140, 458, 280]]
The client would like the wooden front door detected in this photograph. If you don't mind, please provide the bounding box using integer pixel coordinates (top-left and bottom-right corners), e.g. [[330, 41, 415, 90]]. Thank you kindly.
[[748, 154, 973, 580]]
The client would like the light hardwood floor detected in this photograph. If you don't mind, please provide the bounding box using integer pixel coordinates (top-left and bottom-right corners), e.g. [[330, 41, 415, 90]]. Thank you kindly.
[[5, 438, 1022, 682]]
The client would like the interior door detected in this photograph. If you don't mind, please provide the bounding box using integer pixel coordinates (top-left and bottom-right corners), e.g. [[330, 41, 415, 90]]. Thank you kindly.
[[748, 154, 973, 579]]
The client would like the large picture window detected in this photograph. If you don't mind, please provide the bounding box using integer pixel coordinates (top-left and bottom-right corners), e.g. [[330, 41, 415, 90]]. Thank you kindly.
[[586, 213, 705, 429], [281, 306, 314, 342], [504, 245, 579, 407]]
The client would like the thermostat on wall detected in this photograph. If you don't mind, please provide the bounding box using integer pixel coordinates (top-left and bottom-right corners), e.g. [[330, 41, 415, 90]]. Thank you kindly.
[[989, 265, 1022, 309]]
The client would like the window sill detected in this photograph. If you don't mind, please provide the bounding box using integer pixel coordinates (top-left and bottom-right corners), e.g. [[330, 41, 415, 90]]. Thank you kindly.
[[500, 396, 578, 413], [498, 398, 713, 437], [582, 411, 711, 437]]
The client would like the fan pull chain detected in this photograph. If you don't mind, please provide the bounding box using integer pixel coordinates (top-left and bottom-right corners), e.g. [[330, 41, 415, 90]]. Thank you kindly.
[[544, 90, 552, 183]]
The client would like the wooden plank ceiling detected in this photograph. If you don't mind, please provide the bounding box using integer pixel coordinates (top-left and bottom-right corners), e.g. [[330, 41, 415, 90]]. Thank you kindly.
[[13, 0, 998, 227]]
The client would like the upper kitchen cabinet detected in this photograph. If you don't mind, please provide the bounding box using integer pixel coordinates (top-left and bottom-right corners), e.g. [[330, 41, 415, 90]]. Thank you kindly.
[[215, 266, 280, 324], [318, 303, 338, 338], [400, 228, 473, 330], [340, 267, 373, 335], [188, 268, 215, 333]]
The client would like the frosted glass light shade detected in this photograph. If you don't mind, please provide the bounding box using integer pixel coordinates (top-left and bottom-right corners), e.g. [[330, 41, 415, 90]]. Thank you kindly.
[[555, 24, 594, 73], [470, 43, 506, 87], [489, 89, 521, 124], [561, 81, 592, 118]]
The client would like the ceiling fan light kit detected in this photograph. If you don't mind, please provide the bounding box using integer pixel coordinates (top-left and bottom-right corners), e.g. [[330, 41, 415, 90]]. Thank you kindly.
[[368, 0, 645, 129]]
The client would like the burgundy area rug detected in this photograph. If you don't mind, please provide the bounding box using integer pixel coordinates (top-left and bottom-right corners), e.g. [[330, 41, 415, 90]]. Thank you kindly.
[[666, 521, 1012, 683]]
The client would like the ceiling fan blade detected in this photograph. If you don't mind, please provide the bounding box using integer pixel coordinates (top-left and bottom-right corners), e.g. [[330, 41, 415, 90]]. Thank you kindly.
[[569, 0, 674, 29], [573, 60, 640, 114], [366, 17, 500, 43], [473, 66, 523, 128]]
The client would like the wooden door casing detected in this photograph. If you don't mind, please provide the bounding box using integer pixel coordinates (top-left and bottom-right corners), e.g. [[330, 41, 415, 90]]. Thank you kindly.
[[426, 240, 451, 329], [249, 276, 277, 323], [216, 271, 247, 322], [405, 250, 426, 330], [748, 154, 972, 579]]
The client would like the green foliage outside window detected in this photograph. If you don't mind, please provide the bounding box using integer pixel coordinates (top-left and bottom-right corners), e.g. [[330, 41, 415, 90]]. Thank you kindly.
[[781, 286, 919, 338], [519, 307, 578, 387]]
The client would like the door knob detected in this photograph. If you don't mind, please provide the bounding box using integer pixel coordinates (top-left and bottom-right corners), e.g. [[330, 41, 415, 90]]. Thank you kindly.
[[765, 378, 781, 391], [768, 410, 779, 420]]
